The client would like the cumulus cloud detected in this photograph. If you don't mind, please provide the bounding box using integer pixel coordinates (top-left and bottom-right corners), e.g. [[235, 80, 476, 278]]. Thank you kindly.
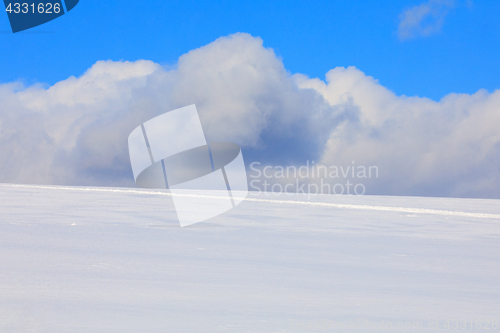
[[397, 0, 455, 40], [0, 60, 166, 187], [0, 33, 499, 198], [0, 34, 336, 187], [300, 67, 500, 198]]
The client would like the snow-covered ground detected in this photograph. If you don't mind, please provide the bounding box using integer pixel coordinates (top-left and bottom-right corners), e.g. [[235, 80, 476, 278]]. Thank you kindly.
[[1, 183, 499, 332]]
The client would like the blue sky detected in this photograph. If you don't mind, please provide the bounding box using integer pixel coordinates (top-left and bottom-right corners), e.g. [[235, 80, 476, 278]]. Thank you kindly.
[[1, 0, 499, 100], [1, 0, 500, 198]]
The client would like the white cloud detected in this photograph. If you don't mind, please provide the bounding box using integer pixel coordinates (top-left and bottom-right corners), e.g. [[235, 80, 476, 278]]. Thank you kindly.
[[300, 67, 500, 198], [0, 33, 499, 198], [397, 0, 455, 40]]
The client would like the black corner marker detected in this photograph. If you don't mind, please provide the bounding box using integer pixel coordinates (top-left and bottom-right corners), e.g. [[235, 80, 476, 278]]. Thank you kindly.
[[4, 0, 79, 33], [63, 0, 78, 12]]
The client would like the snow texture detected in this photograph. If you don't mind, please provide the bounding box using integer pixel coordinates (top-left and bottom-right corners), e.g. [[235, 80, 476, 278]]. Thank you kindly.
[[0, 184, 499, 332]]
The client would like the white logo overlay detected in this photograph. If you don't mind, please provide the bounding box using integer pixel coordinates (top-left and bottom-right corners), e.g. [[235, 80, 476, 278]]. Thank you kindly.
[[128, 105, 248, 227]]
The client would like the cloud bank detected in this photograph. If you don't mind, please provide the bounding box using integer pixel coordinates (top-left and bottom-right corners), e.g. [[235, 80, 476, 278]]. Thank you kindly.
[[0, 33, 499, 198], [397, 0, 455, 40]]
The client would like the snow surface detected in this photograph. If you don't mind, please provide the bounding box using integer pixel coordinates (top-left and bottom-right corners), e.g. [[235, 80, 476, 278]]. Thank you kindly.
[[0, 183, 499, 332]]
